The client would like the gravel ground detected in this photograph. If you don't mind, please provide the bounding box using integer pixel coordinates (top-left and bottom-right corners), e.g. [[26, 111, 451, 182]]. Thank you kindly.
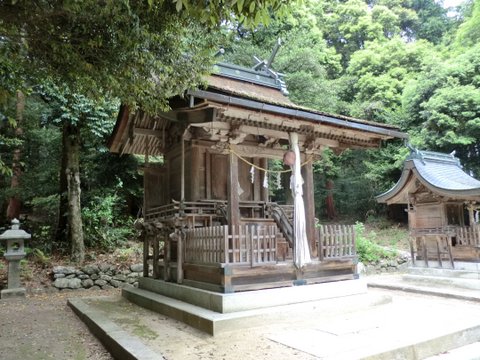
[[0, 289, 116, 360]]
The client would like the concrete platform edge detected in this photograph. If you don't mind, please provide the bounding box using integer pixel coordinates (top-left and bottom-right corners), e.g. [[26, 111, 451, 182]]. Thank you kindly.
[[68, 297, 163, 360], [367, 282, 480, 303], [139, 277, 368, 313], [364, 324, 480, 360]]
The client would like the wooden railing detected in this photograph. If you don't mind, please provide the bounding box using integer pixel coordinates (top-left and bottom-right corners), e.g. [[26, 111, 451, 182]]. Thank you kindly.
[[318, 225, 356, 259], [184, 225, 277, 266], [268, 203, 294, 247], [410, 225, 480, 247], [145, 201, 220, 221], [455, 225, 480, 246]]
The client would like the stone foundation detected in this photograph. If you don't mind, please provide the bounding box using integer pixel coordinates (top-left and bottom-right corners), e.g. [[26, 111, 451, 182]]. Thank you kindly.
[[52, 263, 145, 290]]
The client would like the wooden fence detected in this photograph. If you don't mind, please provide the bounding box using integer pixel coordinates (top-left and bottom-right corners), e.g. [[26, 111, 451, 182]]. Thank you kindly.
[[184, 225, 277, 266], [318, 225, 356, 259], [456, 225, 480, 246]]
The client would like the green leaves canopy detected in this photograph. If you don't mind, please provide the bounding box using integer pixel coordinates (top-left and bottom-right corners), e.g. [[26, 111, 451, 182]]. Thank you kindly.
[[0, 0, 292, 113]]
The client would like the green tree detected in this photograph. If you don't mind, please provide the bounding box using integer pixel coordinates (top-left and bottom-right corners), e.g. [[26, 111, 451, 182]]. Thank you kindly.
[[37, 85, 119, 263], [454, 0, 480, 48], [402, 44, 480, 175], [0, 0, 291, 114], [346, 37, 433, 121], [0, 0, 291, 262]]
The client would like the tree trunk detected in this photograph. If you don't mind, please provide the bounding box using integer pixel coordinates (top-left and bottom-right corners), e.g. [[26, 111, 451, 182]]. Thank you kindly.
[[6, 90, 25, 220], [325, 179, 337, 220], [55, 132, 69, 245], [63, 122, 85, 264]]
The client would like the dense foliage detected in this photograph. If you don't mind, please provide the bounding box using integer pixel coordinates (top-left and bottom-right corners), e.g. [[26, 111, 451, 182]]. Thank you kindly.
[[0, 0, 479, 260], [224, 0, 478, 219]]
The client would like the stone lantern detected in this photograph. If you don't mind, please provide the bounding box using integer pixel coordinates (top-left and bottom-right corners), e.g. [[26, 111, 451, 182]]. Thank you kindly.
[[0, 219, 31, 299]]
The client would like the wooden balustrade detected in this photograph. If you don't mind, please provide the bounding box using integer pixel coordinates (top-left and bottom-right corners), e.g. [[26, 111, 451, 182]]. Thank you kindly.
[[456, 225, 480, 246], [184, 225, 277, 266], [318, 225, 356, 259]]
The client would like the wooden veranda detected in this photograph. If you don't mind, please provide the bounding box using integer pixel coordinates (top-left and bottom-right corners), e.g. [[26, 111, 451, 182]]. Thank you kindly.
[[141, 200, 357, 292]]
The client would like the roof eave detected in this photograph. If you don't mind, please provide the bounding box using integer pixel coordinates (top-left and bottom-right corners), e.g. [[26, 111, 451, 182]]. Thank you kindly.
[[187, 89, 407, 140], [376, 163, 413, 204], [412, 167, 480, 200]]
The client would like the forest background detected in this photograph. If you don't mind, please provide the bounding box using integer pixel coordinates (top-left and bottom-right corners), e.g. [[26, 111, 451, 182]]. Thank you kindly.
[[0, 0, 479, 264]]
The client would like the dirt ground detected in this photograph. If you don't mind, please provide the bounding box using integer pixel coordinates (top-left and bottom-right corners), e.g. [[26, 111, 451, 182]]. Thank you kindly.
[[0, 289, 116, 360], [86, 295, 319, 360]]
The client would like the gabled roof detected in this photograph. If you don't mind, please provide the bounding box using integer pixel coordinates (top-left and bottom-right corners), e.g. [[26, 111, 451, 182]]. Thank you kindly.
[[109, 62, 407, 156], [376, 149, 480, 204]]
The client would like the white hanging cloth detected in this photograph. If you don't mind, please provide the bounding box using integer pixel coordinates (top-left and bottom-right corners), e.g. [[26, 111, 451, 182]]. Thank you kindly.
[[289, 132, 311, 269]]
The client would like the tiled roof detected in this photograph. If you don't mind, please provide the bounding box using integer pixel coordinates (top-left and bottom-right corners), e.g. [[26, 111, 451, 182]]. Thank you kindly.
[[377, 149, 480, 203]]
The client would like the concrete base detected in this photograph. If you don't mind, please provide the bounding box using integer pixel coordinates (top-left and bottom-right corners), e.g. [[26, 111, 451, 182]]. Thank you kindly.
[[122, 278, 385, 335], [1, 287, 26, 299], [137, 277, 368, 313]]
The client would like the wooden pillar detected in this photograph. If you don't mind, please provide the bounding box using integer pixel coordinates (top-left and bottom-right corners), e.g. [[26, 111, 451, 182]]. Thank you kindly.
[[181, 138, 185, 201], [468, 204, 475, 226], [302, 159, 317, 257], [190, 145, 201, 201], [227, 152, 240, 229], [177, 232, 184, 283]]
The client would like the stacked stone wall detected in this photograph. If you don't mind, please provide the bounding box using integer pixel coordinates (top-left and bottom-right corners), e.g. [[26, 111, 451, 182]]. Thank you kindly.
[[52, 263, 144, 290]]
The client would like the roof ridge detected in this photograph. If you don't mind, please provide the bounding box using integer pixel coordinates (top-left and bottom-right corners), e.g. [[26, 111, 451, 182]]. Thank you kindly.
[[408, 148, 461, 167]]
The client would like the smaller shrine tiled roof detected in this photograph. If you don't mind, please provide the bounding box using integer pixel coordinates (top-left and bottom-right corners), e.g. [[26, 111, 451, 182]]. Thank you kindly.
[[377, 149, 480, 203]]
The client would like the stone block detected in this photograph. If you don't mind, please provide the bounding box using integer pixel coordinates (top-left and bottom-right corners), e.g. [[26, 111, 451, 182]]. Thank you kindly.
[[94, 279, 108, 287], [81, 264, 99, 275], [130, 263, 143, 273], [53, 278, 82, 289], [81, 279, 94, 288]]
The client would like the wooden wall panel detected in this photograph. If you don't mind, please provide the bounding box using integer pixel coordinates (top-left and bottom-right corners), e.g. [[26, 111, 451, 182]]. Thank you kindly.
[[144, 166, 165, 210], [190, 145, 206, 201], [211, 154, 227, 200], [415, 204, 443, 228]]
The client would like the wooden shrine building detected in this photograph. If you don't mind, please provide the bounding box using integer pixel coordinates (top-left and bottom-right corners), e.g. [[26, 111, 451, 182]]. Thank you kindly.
[[109, 60, 407, 292], [377, 148, 480, 268]]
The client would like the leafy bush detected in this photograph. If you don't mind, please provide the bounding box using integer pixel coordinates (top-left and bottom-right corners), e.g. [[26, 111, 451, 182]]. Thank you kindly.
[[355, 222, 396, 263], [29, 195, 59, 221], [29, 248, 51, 268], [82, 193, 135, 250]]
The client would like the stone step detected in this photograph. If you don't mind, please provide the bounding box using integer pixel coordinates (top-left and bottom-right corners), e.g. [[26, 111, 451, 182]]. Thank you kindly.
[[122, 284, 391, 335], [367, 274, 480, 302], [407, 266, 480, 279], [413, 260, 480, 272], [402, 274, 480, 291]]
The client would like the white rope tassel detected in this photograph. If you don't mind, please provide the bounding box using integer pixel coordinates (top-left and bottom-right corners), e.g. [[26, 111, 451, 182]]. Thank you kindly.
[[250, 166, 255, 184], [263, 172, 269, 188], [275, 171, 282, 189]]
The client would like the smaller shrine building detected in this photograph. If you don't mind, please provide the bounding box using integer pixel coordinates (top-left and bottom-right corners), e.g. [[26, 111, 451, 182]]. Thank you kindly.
[[377, 148, 480, 268]]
